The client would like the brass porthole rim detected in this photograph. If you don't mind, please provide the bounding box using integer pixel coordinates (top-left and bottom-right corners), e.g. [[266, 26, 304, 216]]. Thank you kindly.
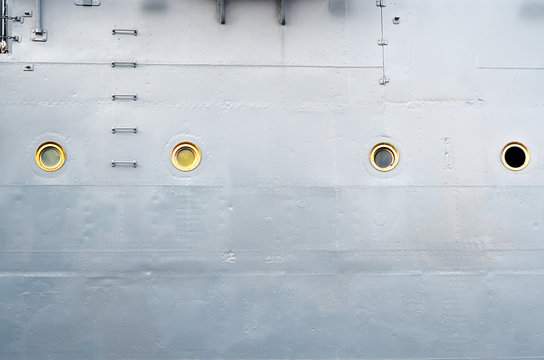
[[501, 141, 530, 171], [170, 141, 201, 172], [370, 142, 399, 172], [35, 141, 66, 172]]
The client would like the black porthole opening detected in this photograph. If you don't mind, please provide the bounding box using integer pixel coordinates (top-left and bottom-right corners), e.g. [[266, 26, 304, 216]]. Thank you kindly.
[[501, 142, 529, 171], [505, 147, 525, 168]]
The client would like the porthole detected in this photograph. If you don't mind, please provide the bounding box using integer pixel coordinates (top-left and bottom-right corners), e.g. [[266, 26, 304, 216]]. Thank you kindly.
[[171, 142, 201, 172], [501, 142, 529, 171], [35, 142, 66, 171], [370, 142, 399, 172]]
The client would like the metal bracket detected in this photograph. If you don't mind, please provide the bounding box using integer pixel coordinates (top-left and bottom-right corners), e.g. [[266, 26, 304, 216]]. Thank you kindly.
[[376, 0, 386, 7], [0, 34, 21, 46], [74, 0, 101, 5], [31, 29, 46, 41], [111, 61, 137, 68], [2, 10, 32, 24], [111, 160, 137, 168], [112, 28, 137, 36], [377, 38, 388, 46], [3, 34, 20, 42], [0, 3, 28, 52], [217, 0, 286, 25], [112, 94, 137, 101], [278, 0, 286, 25], [112, 127, 137, 134], [379, 76, 390, 85], [5, 15, 23, 23], [217, 0, 225, 24]]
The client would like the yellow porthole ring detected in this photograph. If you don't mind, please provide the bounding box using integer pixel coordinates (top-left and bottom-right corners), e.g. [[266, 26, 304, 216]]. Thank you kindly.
[[35, 142, 66, 172], [370, 142, 399, 172], [171, 142, 201, 172], [501, 141, 530, 171]]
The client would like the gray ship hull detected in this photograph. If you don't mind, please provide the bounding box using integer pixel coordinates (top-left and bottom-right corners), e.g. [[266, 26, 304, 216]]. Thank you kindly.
[[1, 0, 544, 359]]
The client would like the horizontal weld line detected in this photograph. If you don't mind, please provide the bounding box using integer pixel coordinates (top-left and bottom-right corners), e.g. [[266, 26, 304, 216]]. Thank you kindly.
[[2, 271, 544, 278], [0, 184, 544, 188], [0, 61, 381, 69], [1, 249, 544, 253], [477, 66, 544, 71]]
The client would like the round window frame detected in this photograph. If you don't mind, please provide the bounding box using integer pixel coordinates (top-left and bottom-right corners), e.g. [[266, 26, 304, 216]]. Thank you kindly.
[[170, 142, 201, 172], [370, 142, 399, 172], [501, 141, 529, 171], [35, 142, 66, 172]]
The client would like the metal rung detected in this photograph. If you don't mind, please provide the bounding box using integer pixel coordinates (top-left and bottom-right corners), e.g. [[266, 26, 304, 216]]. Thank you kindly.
[[112, 28, 137, 36], [112, 94, 137, 101], [112, 127, 137, 134], [111, 160, 137, 168], [111, 61, 137, 68]]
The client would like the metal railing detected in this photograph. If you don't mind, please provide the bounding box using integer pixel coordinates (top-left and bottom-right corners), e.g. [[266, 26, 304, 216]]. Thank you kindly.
[[1, 0, 7, 53]]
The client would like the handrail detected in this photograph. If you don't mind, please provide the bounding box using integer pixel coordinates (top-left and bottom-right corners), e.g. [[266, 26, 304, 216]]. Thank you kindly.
[[0, 0, 7, 53]]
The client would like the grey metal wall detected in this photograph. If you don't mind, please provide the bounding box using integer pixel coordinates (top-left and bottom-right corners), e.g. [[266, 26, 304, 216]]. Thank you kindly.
[[1, 0, 544, 359]]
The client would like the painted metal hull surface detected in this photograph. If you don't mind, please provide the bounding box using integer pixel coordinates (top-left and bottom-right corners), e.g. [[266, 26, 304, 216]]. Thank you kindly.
[[1, 0, 544, 359]]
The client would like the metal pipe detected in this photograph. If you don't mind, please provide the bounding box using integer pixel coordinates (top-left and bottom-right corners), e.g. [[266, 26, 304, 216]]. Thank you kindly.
[[217, 0, 225, 24], [31, 0, 47, 41], [278, 0, 285, 25], [35, 0, 42, 32], [1, 0, 7, 53]]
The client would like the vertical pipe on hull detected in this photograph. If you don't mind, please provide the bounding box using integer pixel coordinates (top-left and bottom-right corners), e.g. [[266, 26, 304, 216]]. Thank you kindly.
[[278, 0, 285, 25], [1, 0, 7, 53], [31, 0, 47, 41], [35, 0, 41, 32]]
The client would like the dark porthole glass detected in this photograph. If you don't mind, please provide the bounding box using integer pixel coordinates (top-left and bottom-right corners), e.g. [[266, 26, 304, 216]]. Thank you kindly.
[[370, 143, 399, 172]]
